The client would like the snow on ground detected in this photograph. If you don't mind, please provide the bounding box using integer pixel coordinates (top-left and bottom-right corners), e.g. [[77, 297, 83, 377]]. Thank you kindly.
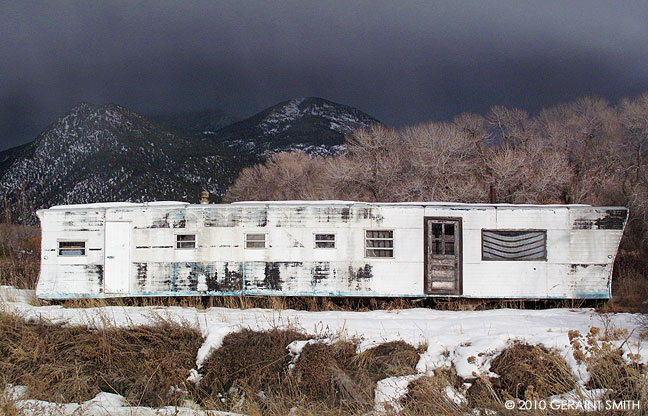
[[4, 385, 243, 416], [1, 286, 647, 413]]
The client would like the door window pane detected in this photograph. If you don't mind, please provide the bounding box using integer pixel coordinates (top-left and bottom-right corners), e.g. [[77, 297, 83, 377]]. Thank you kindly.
[[445, 241, 455, 255], [432, 240, 442, 254]]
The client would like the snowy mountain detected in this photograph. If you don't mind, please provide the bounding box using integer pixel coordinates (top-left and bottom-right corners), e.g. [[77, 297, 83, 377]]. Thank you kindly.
[[0, 103, 237, 217], [215, 97, 379, 156], [0, 98, 379, 217]]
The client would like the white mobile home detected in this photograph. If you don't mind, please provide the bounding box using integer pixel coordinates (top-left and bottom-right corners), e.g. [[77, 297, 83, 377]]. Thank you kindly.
[[36, 201, 627, 300]]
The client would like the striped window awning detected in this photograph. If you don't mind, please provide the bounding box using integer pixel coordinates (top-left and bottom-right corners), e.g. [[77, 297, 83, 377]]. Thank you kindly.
[[482, 230, 546, 260]]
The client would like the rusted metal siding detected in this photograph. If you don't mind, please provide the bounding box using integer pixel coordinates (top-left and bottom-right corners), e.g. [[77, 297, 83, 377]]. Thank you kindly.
[[35, 202, 626, 300]]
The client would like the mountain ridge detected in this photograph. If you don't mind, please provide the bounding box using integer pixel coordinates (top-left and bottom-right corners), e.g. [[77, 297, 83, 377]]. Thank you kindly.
[[0, 97, 379, 218]]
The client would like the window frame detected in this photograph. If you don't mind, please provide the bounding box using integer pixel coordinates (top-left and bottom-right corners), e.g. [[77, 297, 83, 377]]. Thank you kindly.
[[245, 233, 267, 249], [57, 240, 87, 256], [364, 229, 394, 258], [481, 229, 547, 261], [314, 233, 336, 249], [175, 233, 197, 250]]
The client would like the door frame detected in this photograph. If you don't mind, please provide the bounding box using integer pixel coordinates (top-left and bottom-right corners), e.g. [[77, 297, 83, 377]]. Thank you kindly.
[[423, 216, 463, 295]]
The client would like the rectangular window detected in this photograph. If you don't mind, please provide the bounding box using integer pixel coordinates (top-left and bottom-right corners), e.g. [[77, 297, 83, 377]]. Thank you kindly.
[[314, 233, 336, 248], [176, 234, 196, 249], [365, 230, 394, 258], [58, 241, 86, 256], [245, 233, 266, 249], [482, 230, 546, 261]]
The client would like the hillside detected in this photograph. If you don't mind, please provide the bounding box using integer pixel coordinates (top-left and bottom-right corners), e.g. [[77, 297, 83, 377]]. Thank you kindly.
[[216, 97, 379, 156], [0, 103, 236, 216], [0, 98, 379, 216]]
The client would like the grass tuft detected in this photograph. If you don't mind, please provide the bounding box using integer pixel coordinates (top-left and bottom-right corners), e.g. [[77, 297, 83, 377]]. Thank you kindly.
[[489, 342, 576, 399]]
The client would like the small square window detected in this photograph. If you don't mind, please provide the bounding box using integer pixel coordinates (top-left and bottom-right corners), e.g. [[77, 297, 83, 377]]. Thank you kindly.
[[315, 233, 335, 248], [176, 234, 196, 249], [245, 233, 266, 249], [58, 241, 86, 256], [365, 230, 394, 258]]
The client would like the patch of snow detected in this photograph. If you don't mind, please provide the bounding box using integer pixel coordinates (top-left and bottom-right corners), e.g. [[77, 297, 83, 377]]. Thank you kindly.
[[4, 388, 244, 416], [47, 201, 189, 210], [0, 286, 37, 304], [187, 369, 203, 385], [444, 385, 467, 406], [196, 324, 242, 367], [4, 384, 28, 401], [374, 374, 422, 413]]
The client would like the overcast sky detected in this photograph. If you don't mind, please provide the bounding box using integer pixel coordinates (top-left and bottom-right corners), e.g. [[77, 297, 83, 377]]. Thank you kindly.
[[1, 0, 648, 150]]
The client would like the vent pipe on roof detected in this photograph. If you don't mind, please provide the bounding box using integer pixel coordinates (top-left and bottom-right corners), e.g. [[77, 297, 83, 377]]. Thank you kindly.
[[489, 185, 497, 204], [200, 191, 209, 204]]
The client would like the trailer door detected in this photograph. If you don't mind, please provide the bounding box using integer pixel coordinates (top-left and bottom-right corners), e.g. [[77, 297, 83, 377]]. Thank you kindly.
[[104, 222, 131, 294], [424, 218, 462, 295]]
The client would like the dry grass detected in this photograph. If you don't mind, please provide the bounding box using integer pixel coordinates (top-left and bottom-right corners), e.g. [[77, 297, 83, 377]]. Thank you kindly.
[[0, 223, 40, 290], [0, 312, 203, 407], [0, 257, 39, 291], [196, 331, 423, 415], [601, 249, 648, 313], [586, 349, 646, 400], [489, 342, 576, 399], [570, 326, 648, 404], [460, 343, 578, 415], [290, 340, 422, 413], [197, 328, 310, 409], [400, 367, 465, 415], [0, 311, 645, 416], [291, 341, 359, 406]]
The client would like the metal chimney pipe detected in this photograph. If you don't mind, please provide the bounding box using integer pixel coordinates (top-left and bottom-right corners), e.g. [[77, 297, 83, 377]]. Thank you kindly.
[[489, 185, 497, 204]]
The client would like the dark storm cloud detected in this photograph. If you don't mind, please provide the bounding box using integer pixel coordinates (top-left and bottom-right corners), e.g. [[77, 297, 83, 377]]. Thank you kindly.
[[1, 0, 648, 149]]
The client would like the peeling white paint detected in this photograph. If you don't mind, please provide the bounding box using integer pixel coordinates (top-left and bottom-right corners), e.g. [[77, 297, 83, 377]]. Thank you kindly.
[[35, 201, 627, 300]]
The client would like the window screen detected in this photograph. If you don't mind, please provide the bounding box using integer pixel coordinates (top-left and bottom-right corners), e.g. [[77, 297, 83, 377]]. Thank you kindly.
[[58, 241, 86, 256], [365, 230, 394, 257], [315, 234, 335, 248], [176, 234, 196, 249], [482, 230, 546, 260], [245, 233, 266, 248]]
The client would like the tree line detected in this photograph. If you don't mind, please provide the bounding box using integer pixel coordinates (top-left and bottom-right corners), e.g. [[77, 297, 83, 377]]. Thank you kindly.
[[225, 93, 648, 304]]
